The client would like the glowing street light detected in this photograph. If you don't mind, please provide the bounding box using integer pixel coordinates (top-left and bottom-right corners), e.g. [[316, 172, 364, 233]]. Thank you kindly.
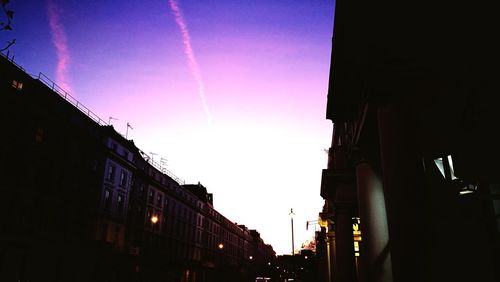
[[218, 243, 224, 249], [150, 215, 159, 224]]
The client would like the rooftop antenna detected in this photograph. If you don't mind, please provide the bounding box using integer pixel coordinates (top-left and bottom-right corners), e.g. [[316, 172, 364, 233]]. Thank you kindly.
[[149, 152, 157, 163], [108, 116, 118, 125], [160, 157, 168, 173], [126, 122, 133, 139]]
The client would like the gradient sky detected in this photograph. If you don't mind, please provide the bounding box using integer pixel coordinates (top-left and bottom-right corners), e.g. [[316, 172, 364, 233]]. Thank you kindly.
[[3, 0, 335, 255]]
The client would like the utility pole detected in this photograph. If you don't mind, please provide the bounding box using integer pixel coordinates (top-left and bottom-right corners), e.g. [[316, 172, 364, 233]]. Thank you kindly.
[[290, 208, 295, 255]]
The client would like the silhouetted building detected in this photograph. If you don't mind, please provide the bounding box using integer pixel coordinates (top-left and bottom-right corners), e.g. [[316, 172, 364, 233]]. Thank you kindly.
[[319, 1, 499, 282], [0, 53, 275, 282], [275, 250, 318, 282]]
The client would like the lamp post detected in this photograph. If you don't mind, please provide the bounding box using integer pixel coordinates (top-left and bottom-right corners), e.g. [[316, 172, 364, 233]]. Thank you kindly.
[[218, 243, 224, 267], [289, 208, 295, 255], [150, 214, 159, 247]]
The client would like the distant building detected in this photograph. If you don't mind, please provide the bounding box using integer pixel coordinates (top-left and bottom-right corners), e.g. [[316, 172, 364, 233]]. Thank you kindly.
[[275, 250, 318, 282], [0, 53, 275, 282]]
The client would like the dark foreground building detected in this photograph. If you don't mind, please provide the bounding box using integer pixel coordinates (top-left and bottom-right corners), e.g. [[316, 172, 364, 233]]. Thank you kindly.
[[0, 53, 275, 282], [318, 1, 500, 282]]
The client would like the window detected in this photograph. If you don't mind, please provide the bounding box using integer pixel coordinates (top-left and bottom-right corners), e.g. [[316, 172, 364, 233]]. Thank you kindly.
[[157, 194, 163, 207], [104, 190, 112, 209], [146, 209, 152, 224], [107, 165, 115, 181], [12, 80, 23, 91], [119, 170, 128, 187], [149, 190, 155, 203], [117, 195, 124, 213]]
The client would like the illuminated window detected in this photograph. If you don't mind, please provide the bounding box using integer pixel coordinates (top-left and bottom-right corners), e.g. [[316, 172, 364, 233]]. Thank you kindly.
[[434, 157, 445, 178], [434, 155, 459, 180], [12, 80, 23, 91], [432, 155, 477, 195], [447, 155, 457, 180]]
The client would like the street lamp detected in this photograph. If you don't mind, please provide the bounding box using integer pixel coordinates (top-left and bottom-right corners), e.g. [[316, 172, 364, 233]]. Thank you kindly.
[[150, 215, 159, 224], [218, 243, 224, 249], [289, 208, 295, 255], [306, 220, 321, 231]]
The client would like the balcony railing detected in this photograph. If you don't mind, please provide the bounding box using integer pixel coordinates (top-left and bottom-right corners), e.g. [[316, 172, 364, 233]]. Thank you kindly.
[[36, 72, 109, 126], [139, 152, 185, 186]]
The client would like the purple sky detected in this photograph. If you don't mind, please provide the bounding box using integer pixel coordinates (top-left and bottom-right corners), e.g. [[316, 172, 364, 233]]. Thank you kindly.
[[3, 0, 335, 255]]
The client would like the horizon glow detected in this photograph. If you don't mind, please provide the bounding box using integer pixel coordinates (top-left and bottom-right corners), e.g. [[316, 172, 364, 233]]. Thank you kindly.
[[6, 0, 335, 256]]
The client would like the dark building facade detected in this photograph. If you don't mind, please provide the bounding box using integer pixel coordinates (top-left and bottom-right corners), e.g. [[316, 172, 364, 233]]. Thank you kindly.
[[274, 250, 318, 282], [319, 1, 499, 282], [0, 53, 275, 282]]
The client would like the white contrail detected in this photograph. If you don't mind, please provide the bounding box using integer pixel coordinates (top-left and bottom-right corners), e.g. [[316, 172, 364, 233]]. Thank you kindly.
[[47, 0, 72, 93], [168, 0, 212, 126]]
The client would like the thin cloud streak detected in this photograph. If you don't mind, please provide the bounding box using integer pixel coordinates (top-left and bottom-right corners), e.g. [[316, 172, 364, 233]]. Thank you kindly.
[[47, 0, 72, 93], [168, 0, 212, 126]]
